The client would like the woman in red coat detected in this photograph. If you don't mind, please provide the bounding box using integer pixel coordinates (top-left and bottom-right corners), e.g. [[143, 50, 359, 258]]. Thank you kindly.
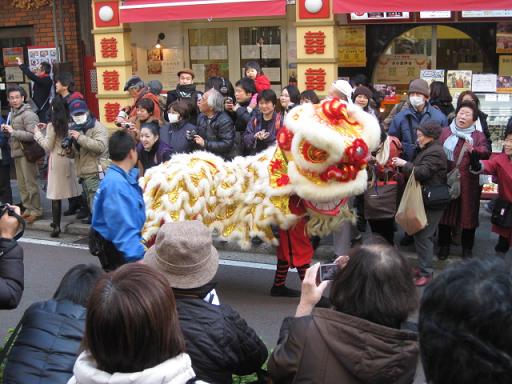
[[470, 124, 512, 255], [438, 101, 490, 259]]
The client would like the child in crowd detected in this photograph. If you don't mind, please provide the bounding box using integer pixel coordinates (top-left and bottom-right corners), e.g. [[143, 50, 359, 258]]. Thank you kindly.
[[244, 61, 271, 95]]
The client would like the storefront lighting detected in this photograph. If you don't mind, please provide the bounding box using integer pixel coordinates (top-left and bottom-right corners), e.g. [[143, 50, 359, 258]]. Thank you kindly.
[[155, 33, 165, 49]]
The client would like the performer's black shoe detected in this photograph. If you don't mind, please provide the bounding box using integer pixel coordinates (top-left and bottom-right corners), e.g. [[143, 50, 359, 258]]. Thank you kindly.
[[270, 285, 301, 297]]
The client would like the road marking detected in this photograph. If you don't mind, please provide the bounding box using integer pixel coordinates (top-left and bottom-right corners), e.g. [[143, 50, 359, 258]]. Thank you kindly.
[[20, 237, 279, 271]]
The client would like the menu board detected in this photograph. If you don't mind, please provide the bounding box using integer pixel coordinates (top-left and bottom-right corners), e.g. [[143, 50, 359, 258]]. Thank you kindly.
[[27, 46, 57, 72]]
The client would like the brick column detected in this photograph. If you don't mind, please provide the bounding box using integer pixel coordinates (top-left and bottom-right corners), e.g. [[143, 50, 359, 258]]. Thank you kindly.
[[296, 0, 337, 97], [92, 0, 132, 130]]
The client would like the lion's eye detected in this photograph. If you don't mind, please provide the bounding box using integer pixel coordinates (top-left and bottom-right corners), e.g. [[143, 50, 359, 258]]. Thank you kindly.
[[300, 140, 329, 163]]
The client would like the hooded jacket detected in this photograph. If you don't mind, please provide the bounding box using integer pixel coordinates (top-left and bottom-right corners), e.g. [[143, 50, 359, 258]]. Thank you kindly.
[[268, 308, 419, 384], [67, 352, 200, 384], [3, 299, 86, 384]]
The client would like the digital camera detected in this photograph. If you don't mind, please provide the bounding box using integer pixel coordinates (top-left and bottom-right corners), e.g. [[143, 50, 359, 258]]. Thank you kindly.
[[185, 129, 197, 141]]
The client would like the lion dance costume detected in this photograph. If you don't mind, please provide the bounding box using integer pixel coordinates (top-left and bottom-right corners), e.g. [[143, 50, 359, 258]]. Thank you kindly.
[[141, 98, 381, 293]]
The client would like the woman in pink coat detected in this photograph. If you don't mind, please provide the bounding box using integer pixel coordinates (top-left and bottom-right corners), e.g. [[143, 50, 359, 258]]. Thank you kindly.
[[437, 101, 490, 259], [470, 123, 512, 255]]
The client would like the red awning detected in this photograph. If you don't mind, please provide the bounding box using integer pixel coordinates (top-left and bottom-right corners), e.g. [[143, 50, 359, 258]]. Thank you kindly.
[[120, 0, 286, 23], [333, 0, 512, 13]]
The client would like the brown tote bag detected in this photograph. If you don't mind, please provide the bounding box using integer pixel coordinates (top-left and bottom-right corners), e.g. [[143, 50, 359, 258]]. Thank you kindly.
[[364, 170, 398, 220], [395, 170, 427, 235], [19, 140, 45, 163]]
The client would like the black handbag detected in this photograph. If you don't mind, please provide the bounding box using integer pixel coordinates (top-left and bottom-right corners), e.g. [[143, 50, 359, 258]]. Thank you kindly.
[[19, 140, 45, 163], [491, 198, 512, 228], [422, 184, 450, 210]]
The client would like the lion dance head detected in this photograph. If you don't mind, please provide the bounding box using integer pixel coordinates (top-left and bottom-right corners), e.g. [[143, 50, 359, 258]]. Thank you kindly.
[[141, 98, 381, 248]]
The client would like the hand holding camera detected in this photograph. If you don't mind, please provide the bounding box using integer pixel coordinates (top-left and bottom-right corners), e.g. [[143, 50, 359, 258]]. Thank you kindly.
[[0, 204, 23, 240], [115, 109, 130, 127], [185, 129, 197, 141], [255, 130, 270, 141], [296, 263, 331, 317], [224, 97, 234, 111]]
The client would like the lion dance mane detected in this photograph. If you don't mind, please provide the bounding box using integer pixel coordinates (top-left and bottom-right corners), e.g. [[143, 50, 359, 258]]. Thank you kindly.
[[141, 98, 381, 249]]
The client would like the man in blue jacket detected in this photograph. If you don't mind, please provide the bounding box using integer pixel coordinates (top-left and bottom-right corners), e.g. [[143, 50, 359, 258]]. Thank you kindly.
[[91, 131, 145, 270], [389, 78, 448, 161]]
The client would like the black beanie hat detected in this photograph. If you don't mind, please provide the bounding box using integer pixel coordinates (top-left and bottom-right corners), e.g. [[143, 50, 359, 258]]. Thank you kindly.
[[353, 86, 373, 100]]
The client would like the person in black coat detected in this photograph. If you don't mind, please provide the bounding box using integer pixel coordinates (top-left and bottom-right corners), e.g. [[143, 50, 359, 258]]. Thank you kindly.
[[0, 204, 24, 310], [165, 68, 203, 124], [143, 221, 268, 384], [195, 89, 237, 160], [3, 264, 103, 384], [16, 58, 53, 123], [0, 115, 13, 204], [160, 99, 200, 155]]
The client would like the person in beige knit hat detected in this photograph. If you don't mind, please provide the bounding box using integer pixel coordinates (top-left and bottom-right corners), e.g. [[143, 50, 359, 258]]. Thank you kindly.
[[143, 221, 268, 384]]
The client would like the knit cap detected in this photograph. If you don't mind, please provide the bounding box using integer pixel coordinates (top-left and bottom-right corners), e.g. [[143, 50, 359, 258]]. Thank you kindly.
[[408, 79, 430, 97], [353, 86, 373, 100]]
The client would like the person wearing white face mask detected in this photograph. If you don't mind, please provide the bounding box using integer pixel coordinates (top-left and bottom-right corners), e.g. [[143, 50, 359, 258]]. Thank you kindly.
[[160, 100, 200, 155], [65, 99, 108, 224], [389, 79, 448, 162]]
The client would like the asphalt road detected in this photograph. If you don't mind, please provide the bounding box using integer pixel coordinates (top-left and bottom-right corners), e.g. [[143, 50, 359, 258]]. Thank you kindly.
[[0, 239, 301, 346]]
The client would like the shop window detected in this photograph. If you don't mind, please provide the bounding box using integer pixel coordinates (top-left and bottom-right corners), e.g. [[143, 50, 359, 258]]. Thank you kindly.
[[188, 28, 229, 87], [373, 25, 492, 93], [239, 26, 281, 90]]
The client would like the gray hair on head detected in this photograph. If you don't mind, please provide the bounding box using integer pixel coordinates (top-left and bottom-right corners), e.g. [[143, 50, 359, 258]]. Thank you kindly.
[[206, 89, 225, 112]]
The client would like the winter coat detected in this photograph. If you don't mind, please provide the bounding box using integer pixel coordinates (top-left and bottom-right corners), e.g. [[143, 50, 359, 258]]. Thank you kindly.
[[403, 140, 448, 188], [439, 127, 490, 229], [136, 140, 172, 175], [8, 103, 40, 159], [0, 238, 24, 310], [233, 101, 254, 133], [175, 296, 268, 384], [197, 111, 236, 160], [18, 64, 52, 122], [268, 309, 419, 384], [34, 124, 81, 200], [0, 116, 11, 166], [160, 121, 198, 155], [68, 120, 108, 178], [254, 74, 271, 94], [430, 99, 455, 118], [243, 112, 282, 156], [3, 299, 86, 384], [67, 352, 199, 384], [480, 154, 512, 244], [388, 103, 448, 161]]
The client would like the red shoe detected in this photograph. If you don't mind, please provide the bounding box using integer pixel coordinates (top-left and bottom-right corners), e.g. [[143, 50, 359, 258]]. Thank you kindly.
[[411, 267, 421, 278], [414, 274, 433, 287]]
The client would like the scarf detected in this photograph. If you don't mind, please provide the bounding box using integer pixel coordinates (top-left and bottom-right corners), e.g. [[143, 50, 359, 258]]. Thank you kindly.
[[443, 120, 475, 161], [177, 84, 196, 99]]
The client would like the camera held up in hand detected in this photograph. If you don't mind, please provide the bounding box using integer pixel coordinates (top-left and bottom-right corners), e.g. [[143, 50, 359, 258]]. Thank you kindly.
[[185, 129, 197, 141]]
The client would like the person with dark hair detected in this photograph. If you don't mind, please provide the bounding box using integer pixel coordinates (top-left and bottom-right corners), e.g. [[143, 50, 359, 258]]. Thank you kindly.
[[244, 61, 271, 94], [143, 221, 268, 384], [437, 101, 490, 259], [243, 89, 282, 156], [389, 78, 448, 161], [91, 131, 145, 270], [279, 85, 300, 115], [117, 76, 161, 128], [470, 125, 512, 256], [66, 99, 108, 224], [205, 76, 235, 102], [392, 120, 448, 286], [136, 121, 171, 175], [160, 100, 198, 155], [349, 73, 371, 89], [1, 85, 42, 223], [54, 72, 84, 105], [300, 90, 320, 105], [125, 97, 160, 142], [33, 97, 81, 237], [195, 89, 236, 160], [0, 204, 24, 310], [3, 264, 103, 384], [269, 244, 419, 384], [225, 77, 258, 154], [165, 68, 203, 124], [0, 113, 13, 204], [68, 264, 200, 383], [353, 85, 379, 118], [16, 57, 53, 123], [429, 81, 454, 118], [455, 91, 492, 151], [419, 257, 512, 384]]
